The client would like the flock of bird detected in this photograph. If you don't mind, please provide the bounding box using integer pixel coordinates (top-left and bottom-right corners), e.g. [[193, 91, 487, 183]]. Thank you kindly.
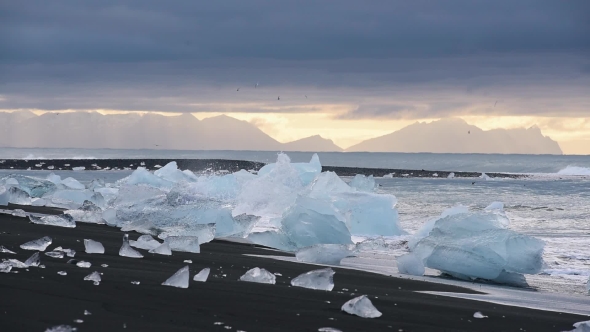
[[236, 82, 309, 101]]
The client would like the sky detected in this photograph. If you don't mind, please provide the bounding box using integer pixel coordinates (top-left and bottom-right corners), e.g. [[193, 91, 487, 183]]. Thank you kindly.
[[1, 1, 590, 153]]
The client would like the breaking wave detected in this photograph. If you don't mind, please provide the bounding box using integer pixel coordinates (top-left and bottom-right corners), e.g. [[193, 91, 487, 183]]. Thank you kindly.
[[557, 166, 590, 176]]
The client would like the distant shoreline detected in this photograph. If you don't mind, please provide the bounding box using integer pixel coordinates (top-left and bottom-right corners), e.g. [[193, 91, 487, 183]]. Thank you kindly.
[[0, 158, 526, 179]]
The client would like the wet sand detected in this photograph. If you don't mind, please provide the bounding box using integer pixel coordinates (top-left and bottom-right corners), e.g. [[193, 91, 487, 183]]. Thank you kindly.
[[0, 206, 584, 332]]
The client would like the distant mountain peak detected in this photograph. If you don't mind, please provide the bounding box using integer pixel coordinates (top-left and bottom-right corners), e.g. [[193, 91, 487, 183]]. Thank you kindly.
[[283, 135, 342, 152]]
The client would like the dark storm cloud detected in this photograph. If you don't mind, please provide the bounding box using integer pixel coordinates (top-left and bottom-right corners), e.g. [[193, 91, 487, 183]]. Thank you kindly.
[[1, 0, 589, 118]]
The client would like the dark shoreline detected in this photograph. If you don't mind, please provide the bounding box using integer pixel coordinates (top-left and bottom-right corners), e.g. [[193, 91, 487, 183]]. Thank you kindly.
[[0, 206, 586, 331], [0, 158, 526, 178]]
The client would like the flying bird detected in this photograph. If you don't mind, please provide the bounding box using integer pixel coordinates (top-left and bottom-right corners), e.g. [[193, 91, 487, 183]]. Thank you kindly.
[[237, 88, 240, 91], [255, 82, 259, 88], [305, 95, 308, 99], [494, 100, 498, 107], [468, 131, 470, 134], [277, 96, 280, 100]]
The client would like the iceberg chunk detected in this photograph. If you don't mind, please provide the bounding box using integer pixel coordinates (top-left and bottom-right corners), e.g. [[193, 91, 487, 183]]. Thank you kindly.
[[76, 261, 91, 268], [62, 177, 85, 190], [120, 220, 159, 236], [247, 230, 297, 252], [5, 259, 28, 268], [473, 312, 487, 318], [193, 268, 210, 282], [296, 244, 354, 265], [84, 271, 101, 285], [8, 187, 31, 205], [11, 209, 27, 217], [45, 251, 65, 259], [341, 295, 382, 318], [349, 174, 375, 192], [0, 185, 8, 206], [162, 266, 190, 288], [412, 211, 544, 281], [239, 267, 276, 284], [24, 252, 41, 267], [122, 167, 174, 189], [157, 223, 216, 244], [29, 214, 76, 228], [0, 245, 16, 254], [258, 153, 322, 186], [49, 189, 94, 209], [1, 175, 57, 197], [21, 236, 52, 251], [119, 234, 144, 258], [569, 321, 590, 332], [44, 325, 77, 332], [130, 235, 161, 250], [281, 197, 353, 249], [163, 236, 200, 253], [149, 242, 172, 255], [154, 161, 195, 183], [396, 253, 425, 276], [0, 262, 12, 273], [291, 268, 335, 291], [66, 201, 105, 224], [84, 239, 105, 254]]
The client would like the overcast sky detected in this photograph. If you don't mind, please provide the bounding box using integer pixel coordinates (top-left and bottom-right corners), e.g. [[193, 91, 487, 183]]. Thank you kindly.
[[1, 1, 589, 151]]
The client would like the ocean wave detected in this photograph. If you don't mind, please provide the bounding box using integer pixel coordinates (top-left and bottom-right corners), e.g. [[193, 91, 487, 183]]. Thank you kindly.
[[557, 166, 590, 176]]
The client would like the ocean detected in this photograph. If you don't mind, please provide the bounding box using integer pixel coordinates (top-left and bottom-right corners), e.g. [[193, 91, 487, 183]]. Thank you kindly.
[[1, 147, 589, 300]]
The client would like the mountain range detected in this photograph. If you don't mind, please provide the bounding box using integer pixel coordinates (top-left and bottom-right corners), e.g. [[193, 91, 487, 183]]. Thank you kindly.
[[0, 111, 562, 154]]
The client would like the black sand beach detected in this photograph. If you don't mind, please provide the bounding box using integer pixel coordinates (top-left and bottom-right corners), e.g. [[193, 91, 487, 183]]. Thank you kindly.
[[0, 158, 525, 179], [0, 206, 585, 332]]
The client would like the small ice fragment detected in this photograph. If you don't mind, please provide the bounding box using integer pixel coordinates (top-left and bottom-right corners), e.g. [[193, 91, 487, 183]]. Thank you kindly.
[[163, 236, 200, 253], [319, 328, 342, 332], [162, 266, 190, 288], [72, 166, 85, 171], [296, 244, 354, 265], [570, 321, 590, 332], [45, 251, 65, 259], [184, 260, 192, 263], [24, 252, 41, 267], [224, 327, 231, 330], [131, 281, 140, 285], [447, 172, 455, 179], [119, 234, 143, 258], [193, 268, 210, 282], [29, 214, 76, 228], [239, 267, 276, 284], [148, 242, 172, 255], [57, 271, 67, 275], [274, 273, 282, 276], [65, 249, 76, 257], [45, 325, 77, 332], [84, 271, 101, 284], [291, 268, 335, 291], [101, 264, 108, 267], [341, 295, 382, 318], [11, 209, 27, 217], [77, 261, 91, 268], [73, 319, 83, 323], [473, 312, 487, 318], [396, 254, 425, 276], [20, 236, 52, 251], [214, 322, 224, 325], [84, 310, 91, 316], [0, 262, 12, 273], [129, 235, 161, 250], [0, 245, 16, 254], [84, 239, 105, 254]]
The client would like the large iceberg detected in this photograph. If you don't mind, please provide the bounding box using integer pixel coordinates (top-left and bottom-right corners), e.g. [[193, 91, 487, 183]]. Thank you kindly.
[[410, 207, 544, 282]]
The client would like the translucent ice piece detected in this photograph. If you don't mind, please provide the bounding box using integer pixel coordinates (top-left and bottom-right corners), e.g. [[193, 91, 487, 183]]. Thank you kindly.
[[291, 268, 335, 291], [57, 271, 67, 275], [239, 267, 276, 284], [20, 236, 52, 251], [149, 242, 172, 255], [570, 320, 590, 332], [349, 174, 375, 192], [11, 209, 27, 217], [76, 261, 91, 268], [193, 268, 210, 282], [162, 266, 190, 288], [84, 239, 105, 254], [0, 245, 16, 254], [0, 262, 12, 273], [45, 251, 65, 259], [130, 235, 161, 250], [29, 214, 76, 228], [164, 236, 200, 253], [66, 201, 105, 224], [8, 187, 31, 205], [341, 295, 382, 318], [396, 253, 425, 276], [24, 252, 41, 267], [157, 223, 216, 245], [120, 220, 159, 236], [44, 325, 77, 332], [84, 271, 101, 284], [6, 259, 28, 268], [62, 177, 85, 190], [473, 312, 487, 318], [119, 234, 144, 258], [296, 244, 354, 265]]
